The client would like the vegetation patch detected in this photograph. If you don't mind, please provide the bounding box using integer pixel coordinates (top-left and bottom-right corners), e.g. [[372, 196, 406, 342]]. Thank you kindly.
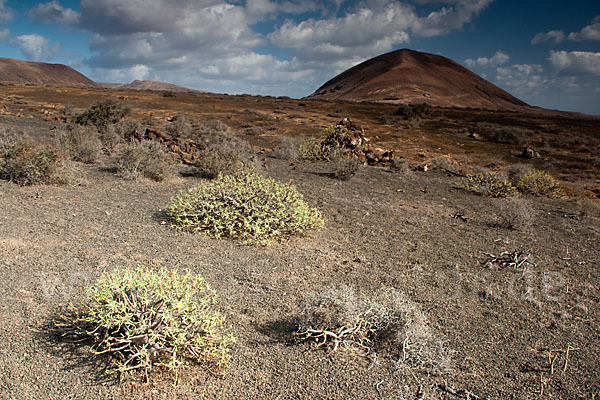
[[456, 172, 517, 198], [192, 132, 255, 179], [57, 125, 102, 164], [299, 121, 368, 161], [113, 140, 175, 181], [74, 98, 131, 132], [516, 170, 562, 197], [167, 170, 325, 245], [53, 267, 235, 382], [0, 140, 80, 185]]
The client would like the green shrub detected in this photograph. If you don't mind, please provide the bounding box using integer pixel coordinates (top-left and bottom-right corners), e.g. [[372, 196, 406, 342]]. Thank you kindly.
[[298, 137, 324, 160], [516, 170, 562, 197], [74, 98, 131, 132], [295, 286, 416, 354], [394, 103, 434, 120], [456, 172, 516, 198], [167, 170, 325, 245], [113, 140, 174, 181], [57, 125, 103, 163], [53, 267, 234, 381], [0, 141, 78, 185]]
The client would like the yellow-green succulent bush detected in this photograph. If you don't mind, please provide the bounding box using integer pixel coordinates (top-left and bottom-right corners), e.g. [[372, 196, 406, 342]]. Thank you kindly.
[[167, 170, 325, 245], [456, 172, 517, 198], [54, 267, 234, 381], [299, 124, 364, 161], [515, 170, 562, 197]]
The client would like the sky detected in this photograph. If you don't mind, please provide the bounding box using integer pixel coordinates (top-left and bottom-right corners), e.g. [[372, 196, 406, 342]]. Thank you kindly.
[[0, 0, 599, 114]]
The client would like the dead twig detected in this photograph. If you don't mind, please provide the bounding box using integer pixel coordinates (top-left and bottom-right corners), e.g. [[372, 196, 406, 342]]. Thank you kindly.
[[437, 383, 489, 400], [482, 250, 536, 271]]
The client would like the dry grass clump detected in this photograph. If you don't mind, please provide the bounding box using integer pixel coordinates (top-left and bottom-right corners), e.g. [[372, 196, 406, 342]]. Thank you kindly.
[[200, 119, 231, 135], [390, 157, 410, 173], [53, 267, 235, 382], [506, 163, 533, 182], [74, 98, 130, 132], [295, 286, 452, 371], [167, 170, 325, 245], [331, 151, 360, 181], [516, 170, 562, 197], [299, 124, 366, 161], [113, 140, 175, 181], [456, 172, 517, 198], [494, 197, 534, 230], [394, 103, 435, 120], [274, 136, 302, 160], [0, 140, 81, 185], [192, 132, 255, 179], [431, 157, 461, 175], [57, 125, 102, 164]]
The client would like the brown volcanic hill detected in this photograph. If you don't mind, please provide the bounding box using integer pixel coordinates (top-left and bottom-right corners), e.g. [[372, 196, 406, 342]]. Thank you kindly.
[[308, 49, 531, 112], [102, 80, 205, 93], [0, 58, 96, 87]]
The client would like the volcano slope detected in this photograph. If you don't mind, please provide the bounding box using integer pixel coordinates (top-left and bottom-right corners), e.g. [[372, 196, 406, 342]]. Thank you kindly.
[[0, 84, 599, 399], [308, 49, 532, 112]]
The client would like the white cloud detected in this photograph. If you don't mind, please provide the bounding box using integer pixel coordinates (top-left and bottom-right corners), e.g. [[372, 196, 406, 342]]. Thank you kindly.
[[411, 0, 493, 37], [11, 33, 62, 61], [495, 64, 547, 92], [568, 16, 600, 41], [531, 30, 565, 45], [244, 0, 321, 23], [29, 1, 80, 25], [549, 50, 600, 76], [0, 28, 9, 42], [0, 0, 14, 24], [465, 50, 509, 68]]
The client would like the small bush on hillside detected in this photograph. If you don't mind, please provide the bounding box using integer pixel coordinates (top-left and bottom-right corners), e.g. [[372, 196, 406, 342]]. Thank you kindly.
[[102, 119, 144, 151], [390, 157, 410, 173], [295, 286, 417, 354], [113, 140, 174, 181], [494, 197, 534, 230], [53, 267, 235, 381], [516, 170, 562, 197], [163, 113, 192, 139], [167, 170, 325, 245], [431, 157, 461, 175], [456, 172, 516, 198], [200, 119, 230, 135], [274, 136, 302, 160], [331, 152, 360, 181], [394, 103, 434, 120], [74, 98, 131, 132], [57, 125, 102, 164], [299, 125, 365, 161], [506, 163, 533, 182], [192, 132, 255, 179], [0, 141, 80, 185]]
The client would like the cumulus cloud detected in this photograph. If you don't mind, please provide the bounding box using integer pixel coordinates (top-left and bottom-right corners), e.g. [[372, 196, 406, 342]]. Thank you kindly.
[[0, 28, 9, 42], [568, 16, 600, 41], [495, 64, 547, 92], [411, 0, 493, 37], [532, 16, 600, 44], [29, 1, 80, 25], [244, 0, 321, 23], [549, 50, 600, 76], [11, 33, 62, 61], [0, 0, 14, 24], [465, 50, 509, 68], [531, 30, 565, 45]]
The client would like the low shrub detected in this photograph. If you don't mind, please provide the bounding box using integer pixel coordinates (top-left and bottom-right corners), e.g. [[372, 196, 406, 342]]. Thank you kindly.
[[431, 157, 461, 175], [167, 170, 324, 245], [53, 267, 235, 381], [516, 170, 562, 197], [298, 137, 324, 160], [299, 124, 366, 161], [74, 98, 130, 132], [163, 113, 192, 139], [200, 119, 231, 135], [390, 157, 410, 173], [192, 132, 255, 179], [494, 197, 534, 230], [0, 141, 79, 185], [57, 125, 102, 164], [456, 172, 516, 198], [332, 152, 360, 181], [113, 140, 174, 181], [294, 286, 417, 354], [394, 103, 434, 120], [274, 136, 302, 160]]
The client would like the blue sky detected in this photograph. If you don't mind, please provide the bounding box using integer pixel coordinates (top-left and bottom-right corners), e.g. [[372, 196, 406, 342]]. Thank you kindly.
[[0, 0, 599, 114]]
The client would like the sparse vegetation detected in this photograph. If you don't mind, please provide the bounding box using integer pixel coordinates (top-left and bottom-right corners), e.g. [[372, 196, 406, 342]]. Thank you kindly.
[[167, 170, 325, 245], [57, 125, 103, 164], [516, 170, 562, 197], [163, 113, 192, 139], [494, 197, 534, 230], [74, 98, 131, 132], [394, 102, 434, 120], [53, 267, 235, 381], [456, 172, 517, 198], [299, 124, 367, 161], [0, 140, 80, 185], [192, 132, 254, 179], [112, 140, 174, 181], [331, 151, 360, 181]]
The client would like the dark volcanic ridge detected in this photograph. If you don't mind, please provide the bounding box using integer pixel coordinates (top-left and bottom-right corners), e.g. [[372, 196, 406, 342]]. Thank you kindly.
[[308, 49, 532, 112], [99, 80, 205, 93], [0, 58, 96, 87]]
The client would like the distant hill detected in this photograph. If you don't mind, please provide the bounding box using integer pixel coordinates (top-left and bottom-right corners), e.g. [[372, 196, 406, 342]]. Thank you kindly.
[[0, 58, 96, 87], [99, 80, 204, 93], [308, 49, 531, 112]]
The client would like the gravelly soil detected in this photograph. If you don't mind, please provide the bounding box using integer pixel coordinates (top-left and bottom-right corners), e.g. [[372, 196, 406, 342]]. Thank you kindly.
[[1, 153, 598, 399]]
